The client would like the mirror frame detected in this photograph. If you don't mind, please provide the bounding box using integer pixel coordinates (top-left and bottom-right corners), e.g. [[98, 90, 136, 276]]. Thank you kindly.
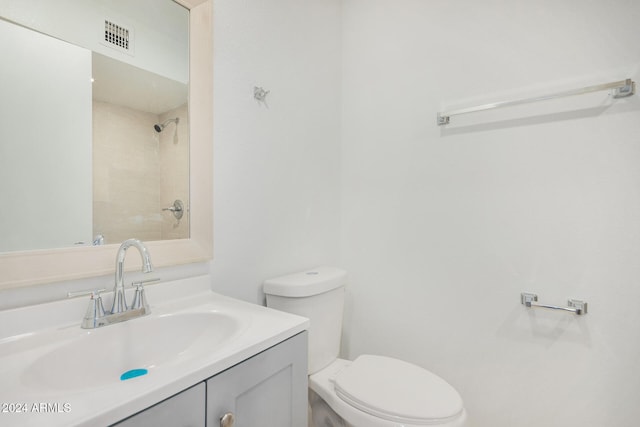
[[0, 0, 212, 290]]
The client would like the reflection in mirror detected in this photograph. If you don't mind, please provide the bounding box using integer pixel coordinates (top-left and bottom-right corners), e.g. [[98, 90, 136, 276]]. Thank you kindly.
[[0, 0, 189, 252], [0, 17, 92, 252], [92, 53, 189, 245]]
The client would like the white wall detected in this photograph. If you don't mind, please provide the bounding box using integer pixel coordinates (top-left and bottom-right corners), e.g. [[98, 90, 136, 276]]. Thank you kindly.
[[0, 0, 188, 82], [209, 0, 342, 303], [340, 1, 640, 426], [0, 19, 92, 252]]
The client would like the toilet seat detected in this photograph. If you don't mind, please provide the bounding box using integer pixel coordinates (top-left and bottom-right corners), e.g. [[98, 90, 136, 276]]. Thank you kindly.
[[309, 356, 468, 427], [332, 355, 464, 424]]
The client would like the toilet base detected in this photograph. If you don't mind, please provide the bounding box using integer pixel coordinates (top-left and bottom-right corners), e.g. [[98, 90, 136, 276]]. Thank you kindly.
[[310, 389, 347, 427]]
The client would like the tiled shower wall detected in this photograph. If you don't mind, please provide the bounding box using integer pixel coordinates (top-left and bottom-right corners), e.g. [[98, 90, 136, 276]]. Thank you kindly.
[[93, 101, 189, 244], [159, 104, 190, 241]]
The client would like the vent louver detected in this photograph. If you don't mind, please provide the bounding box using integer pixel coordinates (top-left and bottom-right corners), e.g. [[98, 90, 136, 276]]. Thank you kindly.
[[104, 20, 130, 51]]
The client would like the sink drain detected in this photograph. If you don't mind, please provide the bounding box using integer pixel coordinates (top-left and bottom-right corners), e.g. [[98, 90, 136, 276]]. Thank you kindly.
[[120, 368, 148, 381]]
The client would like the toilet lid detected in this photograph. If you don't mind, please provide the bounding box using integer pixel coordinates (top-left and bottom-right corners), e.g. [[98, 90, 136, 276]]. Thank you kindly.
[[333, 355, 464, 424]]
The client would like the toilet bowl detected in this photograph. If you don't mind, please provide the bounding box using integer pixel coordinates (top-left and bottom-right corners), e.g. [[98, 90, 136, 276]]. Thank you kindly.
[[263, 267, 468, 427]]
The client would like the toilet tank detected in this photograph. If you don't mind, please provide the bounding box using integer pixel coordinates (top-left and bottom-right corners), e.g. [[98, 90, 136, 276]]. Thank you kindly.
[[264, 267, 346, 375]]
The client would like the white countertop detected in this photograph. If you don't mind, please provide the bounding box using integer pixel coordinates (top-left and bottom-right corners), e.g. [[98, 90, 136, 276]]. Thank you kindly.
[[0, 275, 309, 426]]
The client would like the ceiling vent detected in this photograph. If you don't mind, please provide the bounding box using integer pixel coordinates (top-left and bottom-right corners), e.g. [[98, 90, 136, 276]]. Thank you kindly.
[[102, 19, 134, 55]]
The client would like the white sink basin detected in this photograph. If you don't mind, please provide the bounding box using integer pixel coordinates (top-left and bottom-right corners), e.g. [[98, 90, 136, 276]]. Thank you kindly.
[[21, 311, 239, 391]]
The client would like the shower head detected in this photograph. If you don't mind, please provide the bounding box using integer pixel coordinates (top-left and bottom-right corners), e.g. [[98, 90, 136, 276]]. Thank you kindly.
[[154, 117, 179, 133]]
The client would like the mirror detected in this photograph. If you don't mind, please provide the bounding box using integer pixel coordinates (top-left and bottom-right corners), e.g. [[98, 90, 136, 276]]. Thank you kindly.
[[0, 0, 212, 289], [0, 0, 189, 252]]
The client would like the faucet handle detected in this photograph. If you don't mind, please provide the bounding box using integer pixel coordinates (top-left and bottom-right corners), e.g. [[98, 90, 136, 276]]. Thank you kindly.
[[130, 279, 158, 312], [68, 289, 107, 328], [67, 288, 107, 299], [130, 278, 161, 288]]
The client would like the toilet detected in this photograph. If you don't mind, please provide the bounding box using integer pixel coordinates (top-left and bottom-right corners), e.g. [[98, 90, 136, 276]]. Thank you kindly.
[[263, 267, 468, 427]]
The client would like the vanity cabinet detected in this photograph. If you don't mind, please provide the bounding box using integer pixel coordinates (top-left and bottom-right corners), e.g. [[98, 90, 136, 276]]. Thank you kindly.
[[112, 332, 307, 427], [112, 383, 206, 427], [207, 331, 308, 427]]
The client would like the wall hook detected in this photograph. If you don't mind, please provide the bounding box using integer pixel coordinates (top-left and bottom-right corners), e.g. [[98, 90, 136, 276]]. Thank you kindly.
[[254, 86, 270, 107]]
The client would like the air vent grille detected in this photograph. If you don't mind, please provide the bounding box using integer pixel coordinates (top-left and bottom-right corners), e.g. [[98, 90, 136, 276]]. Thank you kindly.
[[104, 20, 130, 50]]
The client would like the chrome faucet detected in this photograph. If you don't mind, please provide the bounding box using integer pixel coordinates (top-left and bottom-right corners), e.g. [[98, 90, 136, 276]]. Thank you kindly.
[[69, 239, 156, 329], [111, 238, 154, 314]]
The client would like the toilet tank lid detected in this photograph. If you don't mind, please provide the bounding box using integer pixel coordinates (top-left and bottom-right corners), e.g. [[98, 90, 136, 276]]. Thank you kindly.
[[263, 267, 347, 297]]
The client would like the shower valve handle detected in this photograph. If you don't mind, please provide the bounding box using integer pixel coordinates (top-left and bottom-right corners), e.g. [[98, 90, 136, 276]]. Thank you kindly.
[[162, 200, 184, 219]]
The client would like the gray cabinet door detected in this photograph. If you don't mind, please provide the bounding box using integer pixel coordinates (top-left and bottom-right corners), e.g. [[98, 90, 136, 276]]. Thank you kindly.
[[206, 332, 308, 427], [112, 382, 205, 427]]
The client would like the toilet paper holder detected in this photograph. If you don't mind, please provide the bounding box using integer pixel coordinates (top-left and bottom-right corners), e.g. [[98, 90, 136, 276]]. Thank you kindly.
[[521, 292, 588, 315]]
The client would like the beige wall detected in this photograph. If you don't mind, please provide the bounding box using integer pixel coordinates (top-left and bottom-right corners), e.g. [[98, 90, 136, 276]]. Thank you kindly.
[[93, 101, 189, 244], [159, 103, 190, 240]]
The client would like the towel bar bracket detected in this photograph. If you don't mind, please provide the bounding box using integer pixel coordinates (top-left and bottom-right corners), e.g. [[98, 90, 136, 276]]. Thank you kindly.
[[613, 79, 636, 99], [437, 113, 450, 126]]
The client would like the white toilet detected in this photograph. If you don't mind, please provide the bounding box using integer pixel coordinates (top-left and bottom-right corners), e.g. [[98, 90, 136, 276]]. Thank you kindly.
[[264, 267, 468, 427]]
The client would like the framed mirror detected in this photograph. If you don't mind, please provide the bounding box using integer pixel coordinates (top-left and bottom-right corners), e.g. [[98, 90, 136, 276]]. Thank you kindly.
[[0, 0, 212, 290]]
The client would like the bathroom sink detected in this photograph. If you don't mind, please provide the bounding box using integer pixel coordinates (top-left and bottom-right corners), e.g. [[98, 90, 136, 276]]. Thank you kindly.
[[0, 275, 309, 427], [21, 311, 239, 391]]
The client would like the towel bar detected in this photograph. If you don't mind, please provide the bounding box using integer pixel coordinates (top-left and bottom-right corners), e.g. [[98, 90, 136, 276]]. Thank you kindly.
[[438, 78, 636, 125], [521, 292, 588, 315]]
